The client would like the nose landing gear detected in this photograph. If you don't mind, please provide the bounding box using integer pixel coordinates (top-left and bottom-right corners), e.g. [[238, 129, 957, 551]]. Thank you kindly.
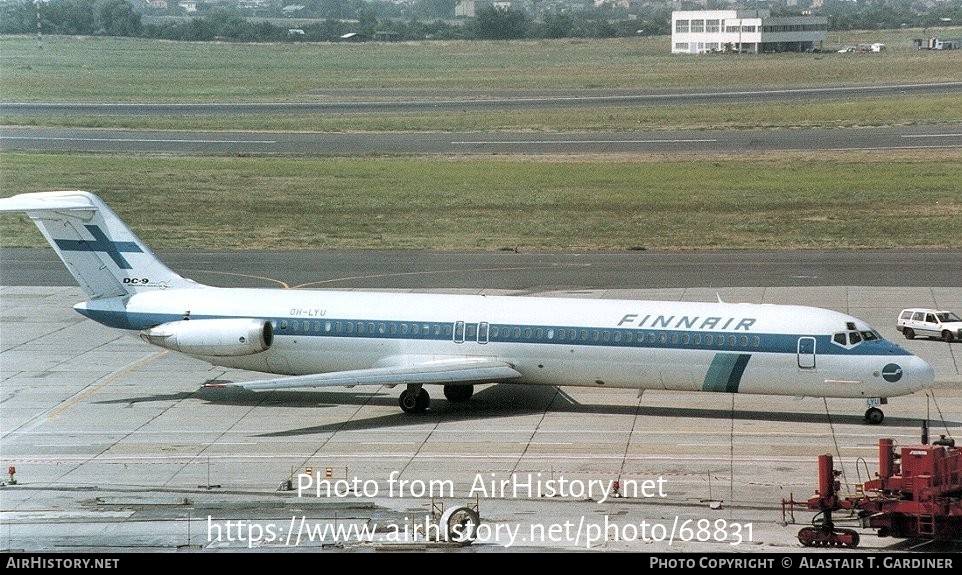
[[863, 398, 887, 425], [864, 407, 884, 425]]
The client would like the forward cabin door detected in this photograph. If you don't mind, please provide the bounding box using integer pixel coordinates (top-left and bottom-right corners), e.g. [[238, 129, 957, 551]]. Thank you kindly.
[[797, 337, 816, 369]]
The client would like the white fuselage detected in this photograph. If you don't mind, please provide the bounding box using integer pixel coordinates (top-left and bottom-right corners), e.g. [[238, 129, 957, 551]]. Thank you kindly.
[[76, 287, 934, 400]]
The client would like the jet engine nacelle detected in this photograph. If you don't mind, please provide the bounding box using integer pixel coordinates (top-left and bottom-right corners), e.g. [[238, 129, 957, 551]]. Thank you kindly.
[[140, 318, 273, 357]]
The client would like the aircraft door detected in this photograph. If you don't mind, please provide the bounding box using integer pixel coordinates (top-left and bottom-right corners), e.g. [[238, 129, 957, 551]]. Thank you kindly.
[[454, 321, 488, 344], [797, 337, 816, 369]]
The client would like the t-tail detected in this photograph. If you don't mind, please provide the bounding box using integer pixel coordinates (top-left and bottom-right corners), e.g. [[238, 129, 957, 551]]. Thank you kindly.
[[0, 191, 202, 299]]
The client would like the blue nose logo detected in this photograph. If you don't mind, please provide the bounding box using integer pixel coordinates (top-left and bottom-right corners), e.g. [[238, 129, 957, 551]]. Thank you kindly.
[[882, 363, 903, 383]]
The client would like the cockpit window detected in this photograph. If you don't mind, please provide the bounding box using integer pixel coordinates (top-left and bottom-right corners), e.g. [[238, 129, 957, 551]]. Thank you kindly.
[[833, 330, 880, 348]]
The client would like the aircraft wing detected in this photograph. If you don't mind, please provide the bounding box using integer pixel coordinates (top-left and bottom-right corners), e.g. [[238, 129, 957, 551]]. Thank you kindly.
[[219, 357, 522, 391]]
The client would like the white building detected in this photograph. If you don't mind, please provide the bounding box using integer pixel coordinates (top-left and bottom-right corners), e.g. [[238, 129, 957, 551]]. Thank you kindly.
[[672, 10, 827, 54]]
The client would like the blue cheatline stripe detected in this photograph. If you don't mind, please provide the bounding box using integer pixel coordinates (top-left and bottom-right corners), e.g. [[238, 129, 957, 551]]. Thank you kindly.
[[75, 309, 913, 358], [702, 354, 751, 393]]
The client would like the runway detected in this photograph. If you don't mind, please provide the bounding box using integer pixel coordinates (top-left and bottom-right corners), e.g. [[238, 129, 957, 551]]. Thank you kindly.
[[3, 125, 961, 155], [3, 83, 961, 155], [4, 248, 962, 290], [4, 83, 961, 114], [2, 260, 960, 552]]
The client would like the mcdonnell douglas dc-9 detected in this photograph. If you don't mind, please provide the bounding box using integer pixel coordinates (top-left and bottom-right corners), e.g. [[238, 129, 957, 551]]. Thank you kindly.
[[1, 191, 935, 424]]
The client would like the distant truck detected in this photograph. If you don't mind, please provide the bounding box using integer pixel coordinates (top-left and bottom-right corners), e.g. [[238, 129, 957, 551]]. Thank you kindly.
[[914, 37, 962, 50]]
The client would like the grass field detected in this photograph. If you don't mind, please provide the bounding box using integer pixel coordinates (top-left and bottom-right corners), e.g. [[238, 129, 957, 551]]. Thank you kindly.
[[4, 31, 962, 102], [2, 32, 960, 251], [2, 32, 961, 131], [4, 93, 962, 133], [3, 150, 961, 250]]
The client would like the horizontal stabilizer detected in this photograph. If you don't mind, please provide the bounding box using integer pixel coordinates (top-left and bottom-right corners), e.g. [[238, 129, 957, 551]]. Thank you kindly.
[[222, 357, 522, 391], [0, 191, 98, 213]]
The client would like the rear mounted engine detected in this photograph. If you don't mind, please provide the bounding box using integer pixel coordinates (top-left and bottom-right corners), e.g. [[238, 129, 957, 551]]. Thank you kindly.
[[140, 318, 273, 356]]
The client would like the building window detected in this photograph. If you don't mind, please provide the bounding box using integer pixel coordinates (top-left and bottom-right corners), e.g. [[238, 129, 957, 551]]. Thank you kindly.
[[675, 20, 689, 33], [675, 42, 689, 51], [691, 20, 704, 33], [706, 20, 720, 33]]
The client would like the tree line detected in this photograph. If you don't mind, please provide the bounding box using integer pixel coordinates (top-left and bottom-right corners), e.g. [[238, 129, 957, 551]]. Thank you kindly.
[[1, 0, 666, 41], [2, 0, 960, 43]]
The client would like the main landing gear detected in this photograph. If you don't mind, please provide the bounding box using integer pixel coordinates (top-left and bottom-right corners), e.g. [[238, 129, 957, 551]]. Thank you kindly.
[[399, 384, 430, 414], [443, 384, 474, 403], [863, 398, 887, 425], [398, 384, 475, 414]]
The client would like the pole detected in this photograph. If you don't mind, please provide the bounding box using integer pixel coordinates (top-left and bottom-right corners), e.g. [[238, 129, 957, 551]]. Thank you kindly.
[[36, 0, 43, 50]]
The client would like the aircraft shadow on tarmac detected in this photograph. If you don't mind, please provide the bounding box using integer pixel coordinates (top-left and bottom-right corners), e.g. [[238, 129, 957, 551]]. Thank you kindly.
[[95, 383, 959, 437]]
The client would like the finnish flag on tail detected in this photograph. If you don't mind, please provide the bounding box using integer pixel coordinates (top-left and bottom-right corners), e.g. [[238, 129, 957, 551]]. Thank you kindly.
[[0, 191, 200, 299]]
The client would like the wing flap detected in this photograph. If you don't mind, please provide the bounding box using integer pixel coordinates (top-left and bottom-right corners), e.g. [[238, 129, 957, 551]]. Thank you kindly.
[[222, 357, 522, 391]]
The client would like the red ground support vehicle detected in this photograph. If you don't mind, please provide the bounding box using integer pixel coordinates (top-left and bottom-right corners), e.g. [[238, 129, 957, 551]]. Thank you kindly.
[[785, 431, 961, 547]]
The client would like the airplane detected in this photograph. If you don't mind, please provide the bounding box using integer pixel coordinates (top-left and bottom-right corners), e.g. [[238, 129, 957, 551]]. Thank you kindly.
[[0, 191, 936, 424]]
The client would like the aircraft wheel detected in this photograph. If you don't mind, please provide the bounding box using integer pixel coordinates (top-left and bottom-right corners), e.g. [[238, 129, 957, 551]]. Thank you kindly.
[[439, 506, 480, 546], [400, 388, 430, 414], [415, 388, 430, 412], [902, 328, 915, 339], [444, 384, 474, 403], [864, 407, 884, 425]]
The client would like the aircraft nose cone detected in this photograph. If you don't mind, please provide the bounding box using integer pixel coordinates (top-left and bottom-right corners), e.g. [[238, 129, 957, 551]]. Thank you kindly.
[[909, 355, 936, 391]]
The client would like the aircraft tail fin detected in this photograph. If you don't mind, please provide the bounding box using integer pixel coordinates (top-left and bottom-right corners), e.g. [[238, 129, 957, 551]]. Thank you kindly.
[[1, 191, 202, 299]]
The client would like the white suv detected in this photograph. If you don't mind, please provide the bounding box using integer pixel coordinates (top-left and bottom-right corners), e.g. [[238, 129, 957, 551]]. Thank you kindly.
[[897, 308, 962, 342]]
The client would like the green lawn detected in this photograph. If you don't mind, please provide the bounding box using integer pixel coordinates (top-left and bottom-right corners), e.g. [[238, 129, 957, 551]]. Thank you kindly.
[[2, 32, 960, 252], [3, 33, 960, 131], [3, 32, 960, 100], [3, 151, 960, 250]]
